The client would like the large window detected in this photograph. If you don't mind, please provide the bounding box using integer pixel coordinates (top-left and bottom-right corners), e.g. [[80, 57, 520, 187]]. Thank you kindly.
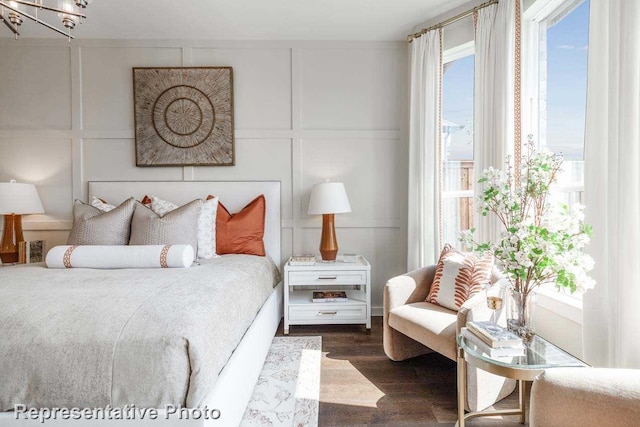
[[524, 0, 590, 304], [441, 45, 474, 247], [525, 0, 590, 206]]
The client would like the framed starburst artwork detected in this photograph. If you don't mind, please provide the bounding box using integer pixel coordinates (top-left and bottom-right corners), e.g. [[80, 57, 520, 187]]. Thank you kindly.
[[133, 67, 235, 166]]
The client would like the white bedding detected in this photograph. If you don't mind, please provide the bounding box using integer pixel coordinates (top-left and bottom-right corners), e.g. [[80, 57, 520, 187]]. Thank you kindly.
[[0, 255, 280, 411]]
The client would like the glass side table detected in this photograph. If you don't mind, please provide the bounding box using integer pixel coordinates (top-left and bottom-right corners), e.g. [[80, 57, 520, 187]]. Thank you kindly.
[[456, 333, 588, 427]]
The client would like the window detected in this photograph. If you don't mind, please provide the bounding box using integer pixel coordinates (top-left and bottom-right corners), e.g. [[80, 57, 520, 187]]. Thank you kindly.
[[441, 43, 474, 247], [524, 0, 590, 207], [524, 0, 590, 305]]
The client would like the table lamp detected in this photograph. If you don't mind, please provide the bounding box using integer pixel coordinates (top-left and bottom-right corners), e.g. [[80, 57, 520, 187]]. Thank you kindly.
[[308, 181, 351, 262], [0, 180, 44, 264]]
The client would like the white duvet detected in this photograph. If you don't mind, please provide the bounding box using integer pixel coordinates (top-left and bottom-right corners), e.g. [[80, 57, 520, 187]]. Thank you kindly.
[[0, 255, 280, 411]]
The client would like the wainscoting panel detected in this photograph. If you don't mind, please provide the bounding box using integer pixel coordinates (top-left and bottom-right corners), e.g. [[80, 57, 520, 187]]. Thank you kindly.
[[81, 47, 183, 131], [191, 48, 292, 130], [299, 47, 406, 131], [0, 46, 72, 130]]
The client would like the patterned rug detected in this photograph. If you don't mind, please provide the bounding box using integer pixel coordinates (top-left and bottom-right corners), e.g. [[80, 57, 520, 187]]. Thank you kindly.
[[241, 336, 322, 427]]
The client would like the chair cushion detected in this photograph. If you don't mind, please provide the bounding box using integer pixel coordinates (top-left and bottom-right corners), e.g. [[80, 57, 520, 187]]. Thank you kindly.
[[427, 244, 494, 311], [388, 301, 458, 361]]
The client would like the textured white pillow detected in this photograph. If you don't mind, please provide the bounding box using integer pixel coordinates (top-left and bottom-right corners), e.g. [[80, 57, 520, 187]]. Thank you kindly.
[[91, 197, 116, 212], [149, 195, 219, 259]]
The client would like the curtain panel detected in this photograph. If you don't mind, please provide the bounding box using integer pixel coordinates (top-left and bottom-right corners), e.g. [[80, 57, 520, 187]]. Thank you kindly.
[[473, 0, 517, 245], [583, 0, 640, 368], [407, 29, 442, 271]]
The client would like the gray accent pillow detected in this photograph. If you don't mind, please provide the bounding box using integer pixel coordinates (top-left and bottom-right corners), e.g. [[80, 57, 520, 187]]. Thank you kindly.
[[129, 200, 201, 260], [67, 198, 136, 245]]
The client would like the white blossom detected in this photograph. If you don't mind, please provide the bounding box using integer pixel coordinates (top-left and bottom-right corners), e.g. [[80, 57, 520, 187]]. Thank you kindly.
[[459, 140, 595, 295]]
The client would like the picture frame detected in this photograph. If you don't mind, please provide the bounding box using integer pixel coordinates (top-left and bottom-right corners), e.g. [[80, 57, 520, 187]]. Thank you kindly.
[[133, 67, 235, 166]]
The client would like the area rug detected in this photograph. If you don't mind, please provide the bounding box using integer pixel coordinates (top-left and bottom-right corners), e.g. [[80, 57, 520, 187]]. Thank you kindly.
[[240, 336, 322, 427]]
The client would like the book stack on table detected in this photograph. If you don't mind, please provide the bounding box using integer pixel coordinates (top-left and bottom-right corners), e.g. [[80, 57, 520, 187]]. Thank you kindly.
[[462, 320, 525, 357]]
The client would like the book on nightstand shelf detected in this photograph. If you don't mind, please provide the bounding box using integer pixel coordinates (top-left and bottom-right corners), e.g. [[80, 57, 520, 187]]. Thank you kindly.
[[18, 240, 45, 264], [312, 291, 348, 303], [461, 327, 525, 357], [289, 255, 316, 266], [466, 320, 522, 348]]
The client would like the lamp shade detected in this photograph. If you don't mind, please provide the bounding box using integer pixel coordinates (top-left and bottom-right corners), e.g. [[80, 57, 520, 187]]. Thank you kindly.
[[308, 182, 351, 215], [0, 181, 44, 215]]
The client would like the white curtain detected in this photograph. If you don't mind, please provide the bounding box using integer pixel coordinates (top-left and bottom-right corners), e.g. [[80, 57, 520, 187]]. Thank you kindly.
[[582, 0, 640, 368], [407, 29, 442, 271], [473, 0, 516, 244]]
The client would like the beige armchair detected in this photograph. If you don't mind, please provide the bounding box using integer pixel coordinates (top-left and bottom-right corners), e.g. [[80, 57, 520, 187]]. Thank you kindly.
[[383, 265, 515, 412], [530, 367, 640, 427]]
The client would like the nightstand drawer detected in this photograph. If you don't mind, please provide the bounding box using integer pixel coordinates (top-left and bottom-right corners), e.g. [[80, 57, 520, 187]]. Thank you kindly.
[[288, 304, 367, 321], [288, 271, 366, 286]]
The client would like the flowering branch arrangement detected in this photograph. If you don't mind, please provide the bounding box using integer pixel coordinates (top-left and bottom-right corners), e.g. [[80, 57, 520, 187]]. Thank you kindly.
[[461, 137, 595, 299]]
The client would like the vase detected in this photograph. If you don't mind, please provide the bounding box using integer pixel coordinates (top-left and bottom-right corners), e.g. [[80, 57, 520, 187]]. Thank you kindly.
[[507, 290, 537, 343]]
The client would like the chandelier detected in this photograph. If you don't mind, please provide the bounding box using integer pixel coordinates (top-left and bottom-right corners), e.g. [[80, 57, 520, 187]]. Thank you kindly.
[[0, 0, 93, 41]]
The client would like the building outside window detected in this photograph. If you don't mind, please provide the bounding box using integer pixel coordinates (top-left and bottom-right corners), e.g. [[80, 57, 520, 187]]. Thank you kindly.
[[441, 44, 474, 247]]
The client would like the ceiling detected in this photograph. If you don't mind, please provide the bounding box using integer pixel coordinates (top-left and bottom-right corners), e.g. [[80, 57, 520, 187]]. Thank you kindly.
[[1, 0, 468, 41]]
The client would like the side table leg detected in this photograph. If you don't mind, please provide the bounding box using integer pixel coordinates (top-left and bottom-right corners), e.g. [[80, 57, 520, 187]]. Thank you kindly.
[[518, 379, 526, 424], [457, 347, 466, 427]]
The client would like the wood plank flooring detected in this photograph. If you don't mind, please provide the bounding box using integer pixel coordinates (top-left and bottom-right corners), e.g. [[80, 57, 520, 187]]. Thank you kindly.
[[276, 317, 527, 427]]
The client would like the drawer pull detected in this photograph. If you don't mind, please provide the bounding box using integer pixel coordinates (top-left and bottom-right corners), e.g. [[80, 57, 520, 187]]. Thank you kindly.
[[318, 276, 337, 280], [317, 311, 337, 316]]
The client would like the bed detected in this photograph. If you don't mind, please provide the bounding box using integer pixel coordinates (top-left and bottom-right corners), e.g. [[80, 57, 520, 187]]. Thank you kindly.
[[0, 181, 283, 427]]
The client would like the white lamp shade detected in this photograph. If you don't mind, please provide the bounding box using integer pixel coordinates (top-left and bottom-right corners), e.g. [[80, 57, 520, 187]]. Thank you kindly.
[[0, 181, 45, 215], [308, 182, 352, 215]]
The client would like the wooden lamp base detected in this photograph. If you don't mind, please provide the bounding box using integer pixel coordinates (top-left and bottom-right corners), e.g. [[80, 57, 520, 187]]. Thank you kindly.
[[0, 214, 23, 264], [319, 213, 339, 261]]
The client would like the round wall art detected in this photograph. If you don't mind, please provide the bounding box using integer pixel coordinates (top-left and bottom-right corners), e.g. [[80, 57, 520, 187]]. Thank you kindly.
[[133, 67, 234, 166]]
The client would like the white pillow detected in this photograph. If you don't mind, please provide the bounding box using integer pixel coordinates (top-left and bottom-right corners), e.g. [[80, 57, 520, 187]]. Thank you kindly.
[[91, 196, 116, 212], [149, 195, 219, 259], [46, 245, 194, 269]]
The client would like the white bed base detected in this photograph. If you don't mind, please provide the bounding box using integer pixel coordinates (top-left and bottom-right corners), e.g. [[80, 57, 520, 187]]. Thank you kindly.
[[0, 180, 284, 427]]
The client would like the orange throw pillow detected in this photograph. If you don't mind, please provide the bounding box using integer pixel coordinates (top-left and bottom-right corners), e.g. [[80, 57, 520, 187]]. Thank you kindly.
[[216, 195, 266, 256]]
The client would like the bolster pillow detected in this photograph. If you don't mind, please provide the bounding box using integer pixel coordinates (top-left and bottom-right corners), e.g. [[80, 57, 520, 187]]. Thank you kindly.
[[46, 245, 194, 269]]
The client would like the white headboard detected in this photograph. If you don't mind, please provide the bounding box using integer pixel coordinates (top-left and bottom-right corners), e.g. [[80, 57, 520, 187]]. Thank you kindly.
[[88, 181, 281, 267]]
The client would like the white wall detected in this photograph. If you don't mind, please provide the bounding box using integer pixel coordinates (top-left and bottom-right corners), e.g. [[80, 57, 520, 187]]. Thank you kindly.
[[0, 39, 409, 315]]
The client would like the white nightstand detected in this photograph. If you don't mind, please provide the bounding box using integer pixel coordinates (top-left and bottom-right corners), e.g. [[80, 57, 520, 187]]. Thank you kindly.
[[284, 255, 371, 334]]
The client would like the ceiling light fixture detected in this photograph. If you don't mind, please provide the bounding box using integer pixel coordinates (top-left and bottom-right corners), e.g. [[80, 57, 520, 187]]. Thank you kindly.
[[0, 0, 92, 41]]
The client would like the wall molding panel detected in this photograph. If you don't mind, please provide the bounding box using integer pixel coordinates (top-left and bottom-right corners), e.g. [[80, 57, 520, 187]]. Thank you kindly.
[[0, 38, 409, 312]]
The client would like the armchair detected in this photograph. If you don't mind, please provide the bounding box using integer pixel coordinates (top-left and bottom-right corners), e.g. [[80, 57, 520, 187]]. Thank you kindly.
[[383, 265, 516, 412]]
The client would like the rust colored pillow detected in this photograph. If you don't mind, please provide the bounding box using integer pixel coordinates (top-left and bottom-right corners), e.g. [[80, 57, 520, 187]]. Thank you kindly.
[[216, 195, 266, 256]]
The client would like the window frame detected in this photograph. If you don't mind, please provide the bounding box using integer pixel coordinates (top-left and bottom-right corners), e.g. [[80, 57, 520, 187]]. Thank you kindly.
[[522, 0, 589, 318]]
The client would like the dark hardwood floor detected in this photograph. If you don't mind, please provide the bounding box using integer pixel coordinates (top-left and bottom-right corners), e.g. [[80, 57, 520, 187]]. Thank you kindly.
[[276, 317, 526, 427]]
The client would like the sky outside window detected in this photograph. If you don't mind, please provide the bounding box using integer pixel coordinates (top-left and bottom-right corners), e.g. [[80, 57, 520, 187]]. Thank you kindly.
[[545, 0, 589, 160], [442, 0, 589, 162]]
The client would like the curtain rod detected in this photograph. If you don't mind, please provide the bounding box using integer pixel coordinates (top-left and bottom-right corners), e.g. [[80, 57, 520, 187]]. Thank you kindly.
[[407, 0, 499, 42]]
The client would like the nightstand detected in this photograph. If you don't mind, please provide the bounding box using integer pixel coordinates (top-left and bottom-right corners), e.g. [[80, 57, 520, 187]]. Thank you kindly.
[[284, 255, 371, 334]]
